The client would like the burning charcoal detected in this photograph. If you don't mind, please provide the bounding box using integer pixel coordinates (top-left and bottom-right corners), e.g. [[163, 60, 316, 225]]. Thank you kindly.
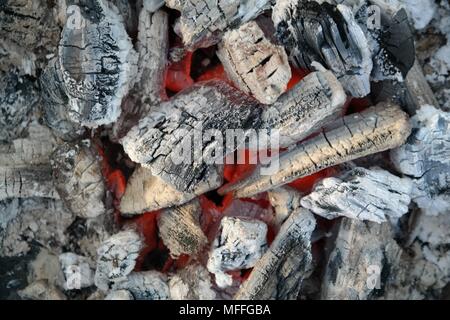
[[217, 20, 291, 104], [301, 167, 414, 223], [272, 1, 373, 97], [321, 218, 402, 300], [207, 217, 268, 288], [235, 208, 315, 300], [158, 199, 208, 257], [261, 69, 346, 148], [59, 253, 94, 290], [94, 229, 143, 291], [46, 0, 138, 128], [169, 264, 216, 300], [120, 166, 197, 215], [105, 289, 134, 300], [391, 105, 450, 216], [0, 198, 75, 257], [51, 140, 106, 218], [267, 186, 303, 229], [111, 8, 169, 140], [121, 81, 261, 194], [222, 102, 411, 198], [165, 0, 271, 48], [18, 280, 67, 300], [0, 71, 39, 142], [113, 271, 170, 300]]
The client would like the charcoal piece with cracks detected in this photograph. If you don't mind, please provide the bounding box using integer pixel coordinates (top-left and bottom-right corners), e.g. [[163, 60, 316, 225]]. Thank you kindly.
[[112, 271, 170, 300], [272, 1, 373, 97], [222, 102, 411, 198], [51, 140, 106, 219], [301, 166, 414, 223], [121, 81, 261, 194], [235, 207, 316, 300], [169, 264, 216, 300], [157, 199, 208, 258]]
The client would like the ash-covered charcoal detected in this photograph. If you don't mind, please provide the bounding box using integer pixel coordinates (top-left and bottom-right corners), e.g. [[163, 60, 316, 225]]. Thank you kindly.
[[59, 252, 94, 290], [111, 8, 169, 141], [94, 229, 143, 291], [53, 0, 138, 128], [223, 102, 411, 198], [218, 20, 291, 104], [272, 1, 373, 97], [267, 186, 303, 230], [113, 271, 170, 300], [301, 167, 414, 223], [169, 264, 216, 300], [166, 0, 271, 49], [321, 218, 402, 300], [207, 216, 268, 288], [0, 198, 75, 257], [391, 105, 450, 216], [51, 140, 106, 218], [120, 166, 197, 215], [121, 81, 261, 194], [261, 70, 346, 148], [235, 208, 316, 300], [158, 199, 208, 258], [104, 289, 134, 300], [0, 71, 39, 142], [18, 280, 67, 301]]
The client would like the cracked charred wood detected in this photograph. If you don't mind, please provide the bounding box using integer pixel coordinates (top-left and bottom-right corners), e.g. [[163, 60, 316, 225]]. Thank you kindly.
[[113, 271, 170, 300], [94, 229, 143, 291], [272, 1, 373, 97], [51, 140, 106, 218], [111, 8, 169, 141], [121, 81, 261, 194], [261, 69, 347, 148], [207, 216, 268, 288], [0, 198, 75, 257], [158, 199, 208, 258], [222, 102, 411, 198], [217, 20, 291, 104], [267, 186, 303, 230], [0, 71, 39, 142], [321, 218, 402, 300], [46, 0, 138, 128], [166, 0, 272, 49], [301, 166, 414, 223], [169, 264, 216, 300], [235, 208, 316, 300], [391, 105, 450, 216], [120, 166, 197, 215]]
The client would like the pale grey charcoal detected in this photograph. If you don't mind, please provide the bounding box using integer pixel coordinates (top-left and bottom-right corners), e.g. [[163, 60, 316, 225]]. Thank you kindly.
[[113, 271, 170, 300], [18, 280, 67, 300], [105, 289, 134, 300], [267, 186, 303, 229], [59, 252, 94, 290], [169, 264, 216, 300]]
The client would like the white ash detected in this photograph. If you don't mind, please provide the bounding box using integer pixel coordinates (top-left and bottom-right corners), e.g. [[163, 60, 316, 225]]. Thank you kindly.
[[51, 140, 106, 218], [105, 289, 134, 300], [120, 166, 197, 215], [28, 248, 65, 289], [267, 186, 303, 229], [94, 229, 143, 291], [207, 217, 268, 288], [301, 167, 414, 223], [217, 20, 291, 104], [391, 105, 450, 215], [169, 264, 216, 300], [409, 213, 450, 247], [113, 271, 170, 300], [18, 280, 67, 301], [0, 198, 75, 257], [59, 253, 94, 290]]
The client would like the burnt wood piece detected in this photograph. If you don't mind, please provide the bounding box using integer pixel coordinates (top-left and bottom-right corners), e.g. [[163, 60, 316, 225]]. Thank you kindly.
[[113, 271, 170, 300], [51, 140, 106, 218], [234, 208, 316, 300], [218, 20, 291, 104], [273, 1, 372, 97], [165, 0, 272, 49], [157, 199, 208, 257], [169, 264, 216, 300], [222, 102, 411, 198], [267, 186, 303, 230]]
